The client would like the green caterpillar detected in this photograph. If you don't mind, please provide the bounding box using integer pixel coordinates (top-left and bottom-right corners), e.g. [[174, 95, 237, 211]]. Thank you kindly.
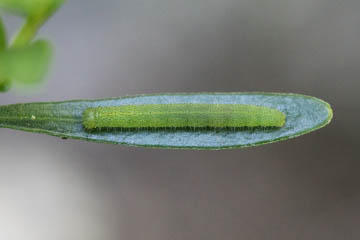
[[82, 104, 286, 130]]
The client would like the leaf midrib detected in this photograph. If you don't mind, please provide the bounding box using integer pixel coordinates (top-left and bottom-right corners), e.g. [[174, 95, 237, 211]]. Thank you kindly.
[[0, 115, 80, 123]]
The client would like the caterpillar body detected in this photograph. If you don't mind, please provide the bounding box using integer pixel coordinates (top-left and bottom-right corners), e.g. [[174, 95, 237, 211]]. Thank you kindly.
[[82, 104, 286, 130]]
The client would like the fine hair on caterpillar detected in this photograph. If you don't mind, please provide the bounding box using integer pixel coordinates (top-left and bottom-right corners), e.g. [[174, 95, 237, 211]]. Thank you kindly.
[[84, 126, 283, 133], [82, 103, 286, 130]]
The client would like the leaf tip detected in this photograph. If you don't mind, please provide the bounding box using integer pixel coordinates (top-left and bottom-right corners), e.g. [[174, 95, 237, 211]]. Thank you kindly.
[[326, 103, 333, 125]]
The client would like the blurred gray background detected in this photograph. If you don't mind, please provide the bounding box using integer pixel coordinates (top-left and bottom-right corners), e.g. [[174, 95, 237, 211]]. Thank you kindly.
[[0, 0, 359, 239]]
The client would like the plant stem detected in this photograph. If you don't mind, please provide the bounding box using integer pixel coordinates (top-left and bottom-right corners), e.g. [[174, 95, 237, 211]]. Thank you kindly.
[[0, 16, 6, 51], [10, 16, 41, 48], [0, 16, 8, 92]]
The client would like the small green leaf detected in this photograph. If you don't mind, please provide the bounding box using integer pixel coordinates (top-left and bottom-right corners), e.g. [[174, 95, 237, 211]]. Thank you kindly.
[[0, 77, 10, 92], [0, 39, 53, 85], [0, 0, 65, 18], [0, 93, 333, 150]]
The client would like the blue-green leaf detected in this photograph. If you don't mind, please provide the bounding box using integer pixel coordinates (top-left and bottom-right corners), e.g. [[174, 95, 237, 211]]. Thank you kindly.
[[0, 93, 333, 150], [0, 39, 52, 85]]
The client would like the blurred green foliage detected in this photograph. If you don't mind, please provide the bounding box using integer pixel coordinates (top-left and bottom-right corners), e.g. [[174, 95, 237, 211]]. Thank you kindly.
[[0, 17, 6, 50], [0, 0, 65, 92], [0, 40, 52, 85], [0, 0, 64, 17]]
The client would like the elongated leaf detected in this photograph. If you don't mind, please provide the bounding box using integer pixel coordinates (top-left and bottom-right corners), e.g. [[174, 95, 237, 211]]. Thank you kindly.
[[0, 93, 333, 150], [0, 39, 52, 85]]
